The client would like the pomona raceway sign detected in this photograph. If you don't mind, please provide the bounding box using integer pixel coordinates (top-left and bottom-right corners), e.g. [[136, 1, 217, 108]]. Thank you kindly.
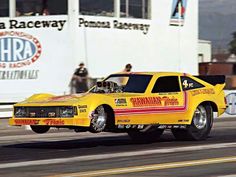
[[0, 31, 41, 80]]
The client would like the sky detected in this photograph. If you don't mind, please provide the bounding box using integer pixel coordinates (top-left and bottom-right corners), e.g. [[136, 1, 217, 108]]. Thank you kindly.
[[199, 0, 236, 15], [199, 0, 236, 50]]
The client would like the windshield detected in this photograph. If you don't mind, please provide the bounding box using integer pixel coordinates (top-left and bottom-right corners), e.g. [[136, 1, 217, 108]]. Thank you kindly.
[[90, 74, 152, 93]]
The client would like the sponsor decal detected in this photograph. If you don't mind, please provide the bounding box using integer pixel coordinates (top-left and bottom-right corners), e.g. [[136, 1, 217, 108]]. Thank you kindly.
[[78, 105, 87, 113], [43, 119, 65, 125], [114, 92, 188, 115], [115, 98, 127, 106], [14, 119, 39, 125], [79, 18, 150, 35], [78, 105, 87, 109], [157, 125, 186, 129], [117, 124, 144, 129], [79, 109, 86, 113], [182, 79, 194, 89], [170, 0, 188, 26], [117, 119, 130, 123], [178, 119, 189, 122], [191, 88, 215, 96], [130, 96, 179, 107], [117, 124, 186, 129], [162, 96, 179, 106], [48, 112, 56, 117]]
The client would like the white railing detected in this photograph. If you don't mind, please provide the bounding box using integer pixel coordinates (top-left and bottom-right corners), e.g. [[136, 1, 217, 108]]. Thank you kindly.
[[0, 104, 14, 118]]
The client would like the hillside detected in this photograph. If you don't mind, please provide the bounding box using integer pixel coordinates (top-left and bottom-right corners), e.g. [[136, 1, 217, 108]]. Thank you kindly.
[[199, 0, 236, 52]]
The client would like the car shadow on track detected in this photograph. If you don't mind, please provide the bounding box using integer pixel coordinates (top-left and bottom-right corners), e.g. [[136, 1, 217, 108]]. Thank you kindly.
[[5, 129, 233, 151], [3, 133, 179, 150]]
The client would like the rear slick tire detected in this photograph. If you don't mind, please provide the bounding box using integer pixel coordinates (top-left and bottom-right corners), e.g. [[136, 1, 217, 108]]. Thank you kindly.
[[30, 126, 50, 134], [172, 104, 213, 141], [128, 126, 164, 143]]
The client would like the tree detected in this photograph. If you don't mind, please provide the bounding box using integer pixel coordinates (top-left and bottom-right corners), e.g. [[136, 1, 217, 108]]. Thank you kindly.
[[229, 31, 236, 55]]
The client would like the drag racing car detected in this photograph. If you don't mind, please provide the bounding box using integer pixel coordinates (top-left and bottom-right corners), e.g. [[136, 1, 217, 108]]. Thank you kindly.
[[9, 72, 226, 141]]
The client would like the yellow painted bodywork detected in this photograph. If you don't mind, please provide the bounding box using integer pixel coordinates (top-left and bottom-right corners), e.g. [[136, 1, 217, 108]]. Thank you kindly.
[[9, 72, 226, 128]]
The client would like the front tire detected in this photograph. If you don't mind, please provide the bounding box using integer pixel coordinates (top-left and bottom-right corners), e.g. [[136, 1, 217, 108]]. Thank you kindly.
[[30, 126, 50, 134], [90, 105, 107, 133], [172, 104, 213, 141]]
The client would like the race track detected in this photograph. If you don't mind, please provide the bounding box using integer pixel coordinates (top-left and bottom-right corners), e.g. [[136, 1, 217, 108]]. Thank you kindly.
[[0, 118, 235, 177]]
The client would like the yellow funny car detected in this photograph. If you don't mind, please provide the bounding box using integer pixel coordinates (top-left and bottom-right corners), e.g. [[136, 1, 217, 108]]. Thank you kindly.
[[9, 72, 226, 141]]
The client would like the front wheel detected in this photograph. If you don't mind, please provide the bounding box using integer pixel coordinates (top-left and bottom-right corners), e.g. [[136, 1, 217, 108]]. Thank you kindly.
[[172, 104, 213, 141], [90, 105, 107, 133], [30, 126, 50, 134]]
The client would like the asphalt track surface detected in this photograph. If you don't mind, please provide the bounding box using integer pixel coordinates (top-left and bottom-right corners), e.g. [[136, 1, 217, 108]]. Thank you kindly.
[[0, 118, 236, 177]]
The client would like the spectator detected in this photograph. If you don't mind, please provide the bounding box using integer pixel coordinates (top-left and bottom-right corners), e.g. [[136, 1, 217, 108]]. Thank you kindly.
[[16, 0, 43, 16], [123, 63, 132, 72], [71, 62, 89, 93], [120, 63, 132, 85], [42, 8, 50, 15]]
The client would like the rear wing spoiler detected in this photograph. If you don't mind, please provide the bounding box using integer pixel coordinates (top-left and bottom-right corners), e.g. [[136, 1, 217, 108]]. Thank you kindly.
[[194, 75, 225, 86]]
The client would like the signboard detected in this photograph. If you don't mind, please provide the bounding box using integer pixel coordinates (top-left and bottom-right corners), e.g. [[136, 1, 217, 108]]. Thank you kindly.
[[170, 0, 188, 26], [0, 31, 41, 80]]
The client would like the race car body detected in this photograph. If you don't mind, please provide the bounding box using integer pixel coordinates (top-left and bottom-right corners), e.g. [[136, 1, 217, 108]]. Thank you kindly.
[[9, 72, 226, 141]]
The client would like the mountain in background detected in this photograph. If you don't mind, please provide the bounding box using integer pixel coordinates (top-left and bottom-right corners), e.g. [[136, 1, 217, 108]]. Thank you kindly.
[[199, 0, 236, 53]]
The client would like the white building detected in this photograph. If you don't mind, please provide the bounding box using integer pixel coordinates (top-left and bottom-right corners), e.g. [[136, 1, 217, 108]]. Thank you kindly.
[[0, 0, 198, 102], [198, 39, 212, 63]]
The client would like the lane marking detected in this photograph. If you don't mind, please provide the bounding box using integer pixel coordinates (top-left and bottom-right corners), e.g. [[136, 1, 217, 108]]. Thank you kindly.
[[0, 142, 236, 169], [51, 156, 236, 177]]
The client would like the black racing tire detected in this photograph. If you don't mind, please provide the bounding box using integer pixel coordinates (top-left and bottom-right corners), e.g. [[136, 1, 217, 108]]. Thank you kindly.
[[172, 104, 213, 141], [30, 126, 50, 134], [128, 126, 164, 143]]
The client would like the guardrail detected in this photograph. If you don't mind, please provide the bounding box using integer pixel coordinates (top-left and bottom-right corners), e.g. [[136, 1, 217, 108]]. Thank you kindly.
[[0, 103, 14, 118]]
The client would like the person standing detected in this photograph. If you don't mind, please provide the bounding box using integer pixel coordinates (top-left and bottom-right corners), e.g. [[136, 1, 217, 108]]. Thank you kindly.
[[122, 63, 132, 73], [120, 63, 132, 85], [123, 63, 132, 73], [71, 62, 89, 93]]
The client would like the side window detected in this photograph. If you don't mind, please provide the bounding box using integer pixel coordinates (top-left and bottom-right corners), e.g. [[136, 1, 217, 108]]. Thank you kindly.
[[152, 76, 180, 93], [120, 0, 150, 19], [181, 76, 205, 91], [16, 0, 67, 16], [80, 0, 114, 17], [0, 0, 9, 17], [46, 0, 67, 15]]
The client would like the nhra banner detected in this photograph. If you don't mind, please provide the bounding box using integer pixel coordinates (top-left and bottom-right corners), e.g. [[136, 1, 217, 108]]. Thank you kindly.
[[0, 31, 41, 80]]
